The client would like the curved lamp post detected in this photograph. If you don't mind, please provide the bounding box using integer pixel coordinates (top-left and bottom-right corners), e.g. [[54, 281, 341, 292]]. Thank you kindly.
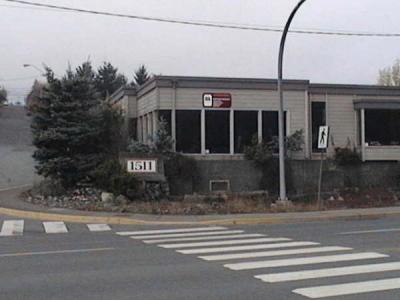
[[278, 0, 307, 201], [23, 64, 45, 76]]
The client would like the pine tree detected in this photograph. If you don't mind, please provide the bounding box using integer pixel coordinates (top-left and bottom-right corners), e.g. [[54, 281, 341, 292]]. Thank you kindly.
[[0, 86, 7, 104], [95, 62, 127, 100], [133, 64, 150, 86], [153, 117, 174, 154], [32, 62, 105, 187]]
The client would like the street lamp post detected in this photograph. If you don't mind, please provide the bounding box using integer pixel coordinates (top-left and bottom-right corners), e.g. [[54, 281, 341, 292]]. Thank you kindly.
[[23, 64, 45, 76], [277, 0, 307, 201]]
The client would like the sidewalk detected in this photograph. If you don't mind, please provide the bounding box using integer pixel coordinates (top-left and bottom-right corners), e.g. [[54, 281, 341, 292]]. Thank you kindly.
[[1, 186, 400, 226]]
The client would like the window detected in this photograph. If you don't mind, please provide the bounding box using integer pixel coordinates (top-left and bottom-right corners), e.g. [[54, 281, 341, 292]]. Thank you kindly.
[[176, 110, 201, 153], [311, 102, 326, 151], [262, 111, 287, 144], [205, 110, 230, 153], [365, 109, 400, 146], [234, 111, 258, 153], [158, 110, 171, 135]]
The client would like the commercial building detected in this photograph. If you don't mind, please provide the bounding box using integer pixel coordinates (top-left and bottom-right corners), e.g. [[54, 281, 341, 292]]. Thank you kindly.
[[111, 76, 400, 162]]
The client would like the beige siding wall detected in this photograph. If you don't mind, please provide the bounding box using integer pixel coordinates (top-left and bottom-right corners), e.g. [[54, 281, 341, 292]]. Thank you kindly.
[[127, 95, 138, 118], [326, 94, 357, 153], [137, 89, 158, 115], [365, 146, 400, 161]]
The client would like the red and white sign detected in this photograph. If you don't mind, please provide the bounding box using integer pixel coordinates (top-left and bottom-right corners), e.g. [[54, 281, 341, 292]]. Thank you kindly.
[[203, 93, 232, 108]]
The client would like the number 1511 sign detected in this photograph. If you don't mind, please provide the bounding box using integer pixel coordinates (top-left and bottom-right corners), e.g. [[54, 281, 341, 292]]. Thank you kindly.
[[127, 160, 157, 173]]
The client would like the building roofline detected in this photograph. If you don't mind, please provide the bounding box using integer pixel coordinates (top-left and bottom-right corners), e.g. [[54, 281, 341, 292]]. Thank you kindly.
[[109, 86, 136, 103], [131, 75, 400, 97]]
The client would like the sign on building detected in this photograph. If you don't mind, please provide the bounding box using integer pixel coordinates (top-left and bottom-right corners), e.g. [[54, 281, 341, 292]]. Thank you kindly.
[[127, 159, 157, 173], [318, 126, 329, 149], [202, 93, 232, 108]]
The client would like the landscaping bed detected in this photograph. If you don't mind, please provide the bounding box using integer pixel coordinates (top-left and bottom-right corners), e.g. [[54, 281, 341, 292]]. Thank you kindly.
[[23, 183, 400, 215]]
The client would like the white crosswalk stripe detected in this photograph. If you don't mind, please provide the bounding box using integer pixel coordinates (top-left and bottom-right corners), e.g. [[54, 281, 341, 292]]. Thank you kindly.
[[293, 278, 400, 299], [224, 252, 388, 270], [87, 224, 111, 232], [177, 241, 320, 254], [255, 261, 400, 283], [158, 237, 291, 249], [118, 226, 400, 299], [143, 233, 265, 244], [116, 226, 226, 236], [130, 230, 244, 240], [0, 220, 24, 236], [43, 221, 68, 233], [199, 246, 352, 261], [0, 220, 113, 235]]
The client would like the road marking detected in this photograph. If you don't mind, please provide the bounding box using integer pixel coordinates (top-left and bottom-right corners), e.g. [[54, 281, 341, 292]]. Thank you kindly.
[[159, 238, 291, 249], [129, 230, 244, 239], [0, 220, 24, 236], [43, 221, 68, 233], [143, 233, 265, 244], [224, 252, 388, 270], [87, 224, 111, 232], [340, 228, 400, 235], [200, 246, 352, 261], [116, 226, 226, 236], [177, 241, 320, 254], [293, 277, 400, 299], [0, 248, 115, 258], [256, 261, 400, 283]]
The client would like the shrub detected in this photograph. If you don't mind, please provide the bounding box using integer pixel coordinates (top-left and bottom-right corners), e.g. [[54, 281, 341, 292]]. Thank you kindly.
[[334, 147, 362, 166], [91, 159, 138, 197], [244, 136, 273, 166], [164, 153, 198, 181]]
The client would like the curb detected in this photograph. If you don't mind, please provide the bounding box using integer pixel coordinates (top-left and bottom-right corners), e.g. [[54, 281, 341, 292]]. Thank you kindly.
[[1, 205, 400, 226]]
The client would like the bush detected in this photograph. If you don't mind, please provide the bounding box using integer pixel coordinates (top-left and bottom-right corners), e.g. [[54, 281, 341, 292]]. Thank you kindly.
[[91, 159, 138, 197], [334, 147, 362, 166], [164, 153, 198, 181]]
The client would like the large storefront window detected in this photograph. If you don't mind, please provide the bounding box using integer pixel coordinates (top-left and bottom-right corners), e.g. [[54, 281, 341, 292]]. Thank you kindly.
[[312, 102, 326, 152], [234, 111, 258, 153], [206, 110, 230, 153], [365, 109, 400, 146], [262, 111, 287, 144], [158, 110, 171, 135], [176, 110, 201, 153]]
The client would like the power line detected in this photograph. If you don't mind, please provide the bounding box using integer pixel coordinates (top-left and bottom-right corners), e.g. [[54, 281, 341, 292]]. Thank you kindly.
[[3, 0, 400, 37], [0, 75, 38, 82]]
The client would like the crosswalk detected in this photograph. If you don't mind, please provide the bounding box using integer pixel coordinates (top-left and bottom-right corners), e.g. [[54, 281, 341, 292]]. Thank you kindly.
[[0, 219, 112, 236], [116, 226, 400, 299]]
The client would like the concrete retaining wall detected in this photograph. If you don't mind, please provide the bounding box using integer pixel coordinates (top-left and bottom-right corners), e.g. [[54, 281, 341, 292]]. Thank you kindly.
[[169, 159, 400, 196]]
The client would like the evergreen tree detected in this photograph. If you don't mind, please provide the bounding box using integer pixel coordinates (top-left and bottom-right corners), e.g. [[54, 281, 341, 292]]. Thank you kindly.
[[95, 62, 127, 100], [133, 64, 150, 86], [32, 62, 105, 187], [153, 117, 174, 154], [0, 86, 7, 104]]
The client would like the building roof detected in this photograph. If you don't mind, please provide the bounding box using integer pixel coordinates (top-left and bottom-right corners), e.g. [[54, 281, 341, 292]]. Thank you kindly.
[[110, 75, 400, 101]]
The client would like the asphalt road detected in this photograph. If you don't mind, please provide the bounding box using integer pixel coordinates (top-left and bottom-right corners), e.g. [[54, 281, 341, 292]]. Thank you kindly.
[[0, 215, 400, 300]]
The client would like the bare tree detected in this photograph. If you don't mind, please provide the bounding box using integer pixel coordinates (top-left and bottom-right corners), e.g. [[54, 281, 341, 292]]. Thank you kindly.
[[378, 59, 400, 86]]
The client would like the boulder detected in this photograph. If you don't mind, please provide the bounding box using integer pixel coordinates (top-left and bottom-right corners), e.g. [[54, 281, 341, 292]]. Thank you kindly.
[[101, 192, 114, 203], [115, 195, 129, 206]]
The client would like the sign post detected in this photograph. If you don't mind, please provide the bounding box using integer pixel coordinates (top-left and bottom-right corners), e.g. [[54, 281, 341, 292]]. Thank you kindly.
[[317, 126, 329, 209]]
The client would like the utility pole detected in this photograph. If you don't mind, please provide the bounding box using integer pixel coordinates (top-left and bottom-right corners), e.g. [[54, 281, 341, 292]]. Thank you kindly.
[[277, 0, 307, 201]]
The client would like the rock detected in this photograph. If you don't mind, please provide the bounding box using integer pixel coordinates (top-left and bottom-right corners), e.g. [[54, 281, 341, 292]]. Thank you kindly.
[[101, 192, 114, 203], [115, 195, 129, 206]]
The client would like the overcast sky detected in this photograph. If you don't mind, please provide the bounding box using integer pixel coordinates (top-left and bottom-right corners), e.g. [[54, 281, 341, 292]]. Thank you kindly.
[[2, 0, 400, 103]]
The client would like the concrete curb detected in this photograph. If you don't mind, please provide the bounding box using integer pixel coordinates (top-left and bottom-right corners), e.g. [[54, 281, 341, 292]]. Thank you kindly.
[[1, 205, 400, 226]]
